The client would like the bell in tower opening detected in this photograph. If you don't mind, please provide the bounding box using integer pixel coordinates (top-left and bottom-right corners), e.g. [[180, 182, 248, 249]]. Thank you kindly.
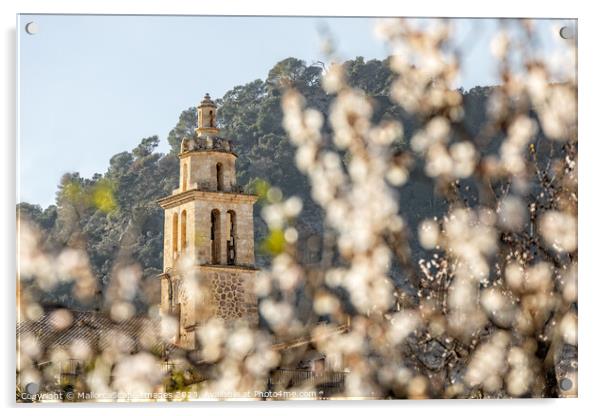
[[158, 92, 259, 350]]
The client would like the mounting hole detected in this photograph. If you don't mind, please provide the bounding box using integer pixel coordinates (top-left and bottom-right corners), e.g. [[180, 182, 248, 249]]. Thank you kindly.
[[559, 378, 573, 391], [559, 26, 575, 40], [25, 382, 39, 394], [25, 21, 38, 35]]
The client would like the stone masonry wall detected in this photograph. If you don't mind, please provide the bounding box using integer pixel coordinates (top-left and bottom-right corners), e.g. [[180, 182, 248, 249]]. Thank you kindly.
[[180, 152, 237, 192], [207, 270, 258, 325]]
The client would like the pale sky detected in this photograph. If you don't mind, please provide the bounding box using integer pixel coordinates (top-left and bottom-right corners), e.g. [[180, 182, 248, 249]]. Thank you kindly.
[[17, 15, 575, 207]]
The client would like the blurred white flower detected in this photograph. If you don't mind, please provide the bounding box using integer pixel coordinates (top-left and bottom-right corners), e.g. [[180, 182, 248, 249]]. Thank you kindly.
[[498, 196, 527, 231], [387, 310, 421, 345], [465, 331, 510, 392], [490, 32, 509, 59], [322, 63, 346, 94], [559, 312, 578, 346], [450, 141, 477, 178], [419, 219, 440, 249], [539, 210, 577, 252], [112, 352, 162, 396], [49, 308, 73, 330], [506, 346, 534, 396]]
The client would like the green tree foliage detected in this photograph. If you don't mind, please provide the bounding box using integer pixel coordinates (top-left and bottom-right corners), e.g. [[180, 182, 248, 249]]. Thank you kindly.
[[17, 57, 492, 309]]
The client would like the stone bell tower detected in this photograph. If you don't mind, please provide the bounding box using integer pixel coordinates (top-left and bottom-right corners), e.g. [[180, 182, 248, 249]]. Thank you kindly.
[[158, 93, 258, 349]]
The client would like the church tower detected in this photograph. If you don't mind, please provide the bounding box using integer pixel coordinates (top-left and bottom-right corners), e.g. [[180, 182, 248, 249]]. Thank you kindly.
[[158, 94, 258, 349]]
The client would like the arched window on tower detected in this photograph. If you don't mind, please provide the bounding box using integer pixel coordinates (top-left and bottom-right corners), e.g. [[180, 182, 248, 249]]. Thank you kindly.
[[210, 209, 221, 264], [227, 210, 236, 265], [181, 210, 187, 252], [216, 163, 224, 191], [169, 278, 179, 312], [172, 213, 179, 260], [182, 163, 188, 191]]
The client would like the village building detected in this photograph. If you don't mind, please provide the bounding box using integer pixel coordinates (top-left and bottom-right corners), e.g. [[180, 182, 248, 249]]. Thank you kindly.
[[17, 94, 347, 400]]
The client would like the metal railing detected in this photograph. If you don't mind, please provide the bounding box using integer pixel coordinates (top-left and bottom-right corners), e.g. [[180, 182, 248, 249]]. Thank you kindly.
[[161, 361, 177, 374], [59, 359, 85, 386], [268, 368, 346, 389]]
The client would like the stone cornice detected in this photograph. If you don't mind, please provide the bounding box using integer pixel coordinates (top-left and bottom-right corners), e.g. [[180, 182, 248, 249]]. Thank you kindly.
[[178, 149, 238, 159], [194, 126, 220, 136], [157, 189, 258, 209], [158, 264, 259, 278], [197, 263, 259, 273]]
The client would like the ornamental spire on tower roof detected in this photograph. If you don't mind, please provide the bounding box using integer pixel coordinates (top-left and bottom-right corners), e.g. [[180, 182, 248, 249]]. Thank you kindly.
[[195, 93, 219, 136]]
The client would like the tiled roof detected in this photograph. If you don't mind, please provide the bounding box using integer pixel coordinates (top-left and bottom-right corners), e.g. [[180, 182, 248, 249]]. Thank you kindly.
[[17, 310, 167, 356]]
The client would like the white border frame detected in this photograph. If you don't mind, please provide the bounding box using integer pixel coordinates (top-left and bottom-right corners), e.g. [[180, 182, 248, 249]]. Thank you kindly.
[[2, 1, 598, 415]]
